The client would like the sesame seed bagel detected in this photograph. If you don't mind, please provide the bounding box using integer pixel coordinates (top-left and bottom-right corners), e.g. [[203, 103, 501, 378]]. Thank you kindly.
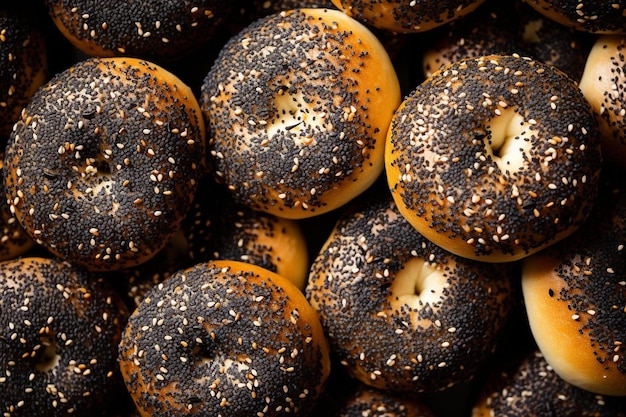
[[524, 0, 626, 34], [44, 0, 231, 62], [4, 57, 205, 271], [329, 0, 486, 33], [385, 54, 602, 263], [0, 10, 47, 139], [521, 173, 626, 396], [306, 195, 514, 393], [579, 35, 626, 169], [119, 260, 331, 417], [472, 350, 626, 416], [201, 8, 401, 219], [0, 256, 130, 417]]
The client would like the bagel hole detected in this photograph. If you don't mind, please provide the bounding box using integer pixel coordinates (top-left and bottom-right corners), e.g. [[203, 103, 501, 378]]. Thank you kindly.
[[486, 109, 532, 171], [192, 337, 217, 367], [389, 258, 447, 308], [266, 85, 321, 146], [93, 157, 112, 176], [35, 335, 60, 373], [71, 146, 113, 177], [273, 89, 306, 131]]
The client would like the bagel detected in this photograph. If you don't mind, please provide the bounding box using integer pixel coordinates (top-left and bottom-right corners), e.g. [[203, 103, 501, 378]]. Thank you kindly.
[[44, 0, 231, 62], [0, 257, 129, 417], [386, 54, 602, 262], [522, 171, 626, 396], [119, 260, 331, 417], [4, 57, 205, 271], [201, 8, 401, 219], [306, 194, 514, 392]]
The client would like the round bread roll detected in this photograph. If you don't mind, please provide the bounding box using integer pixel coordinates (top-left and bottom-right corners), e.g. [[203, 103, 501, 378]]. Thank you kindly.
[[201, 8, 401, 219], [524, 0, 626, 34], [44, 0, 231, 62], [119, 260, 331, 417], [579, 35, 626, 169], [522, 171, 626, 396], [4, 57, 205, 271], [0, 257, 130, 417], [472, 350, 626, 416], [330, 0, 487, 33], [0, 10, 47, 139], [386, 54, 602, 262], [306, 194, 514, 393]]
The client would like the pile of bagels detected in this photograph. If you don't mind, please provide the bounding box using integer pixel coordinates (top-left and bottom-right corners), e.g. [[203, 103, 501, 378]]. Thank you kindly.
[[0, 0, 625, 416]]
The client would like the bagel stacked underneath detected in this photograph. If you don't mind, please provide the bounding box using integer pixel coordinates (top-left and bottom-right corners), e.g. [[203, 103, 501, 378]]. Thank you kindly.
[[524, 0, 626, 34], [472, 350, 626, 416], [579, 35, 626, 169], [44, 0, 231, 63], [0, 9, 47, 140], [329, 0, 487, 33]]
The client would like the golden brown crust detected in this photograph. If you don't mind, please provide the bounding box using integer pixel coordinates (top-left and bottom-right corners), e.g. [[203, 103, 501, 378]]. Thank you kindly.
[[4, 57, 205, 271], [44, 0, 231, 62], [521, 173, 626, 396], [119, 260, 330, 417], [579, 35, 626, 169], [0, 257, 130, 417], [330, 0, 486, 33], [306, 195, 514, 393], [524, 0, 626, 34], [201, 8, 400, 219], [386, 54, 602, 262], [236, 215, 309, 289]]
